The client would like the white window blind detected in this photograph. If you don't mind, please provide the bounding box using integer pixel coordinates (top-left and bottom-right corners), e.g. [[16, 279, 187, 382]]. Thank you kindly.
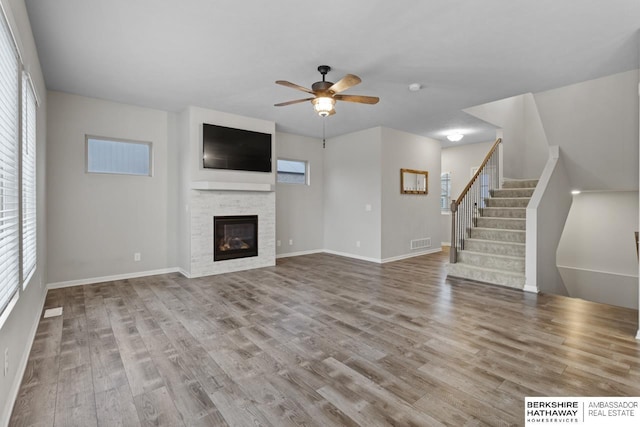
[[0, 10, 20, 315], [22, 73, 36, 282]]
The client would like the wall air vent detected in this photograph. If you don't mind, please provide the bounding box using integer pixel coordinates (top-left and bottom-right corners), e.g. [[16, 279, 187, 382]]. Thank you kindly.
[[410, 238, 431, 250]]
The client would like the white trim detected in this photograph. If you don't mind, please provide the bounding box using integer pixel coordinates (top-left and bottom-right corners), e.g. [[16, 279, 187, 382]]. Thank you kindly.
[[636, 329, 640, 341], [177, 268, 191, 279], [381, 247, 442, 263], [47, 268, 180, 290], [523, 284, 539, 294], [0, 291, 19, 330], [441, 241, 451, 246], [276, 249, 324, 259], [556, 264, 639, 279], [1, 289, 45, 427], [322, 250, 382, 264]]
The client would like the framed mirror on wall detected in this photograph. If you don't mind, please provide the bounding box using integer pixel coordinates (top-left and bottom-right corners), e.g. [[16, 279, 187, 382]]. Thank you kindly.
[[401, 168, 428, 194]]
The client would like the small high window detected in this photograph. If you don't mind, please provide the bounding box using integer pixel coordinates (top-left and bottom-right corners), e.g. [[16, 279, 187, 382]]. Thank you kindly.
[[277, 159, 308, 185], [441, 172, 451, 211], [86, 136, 152, 176]]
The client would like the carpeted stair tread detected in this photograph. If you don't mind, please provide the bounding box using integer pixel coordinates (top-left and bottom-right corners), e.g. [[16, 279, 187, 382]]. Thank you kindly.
[[447, 263, 525, 289]]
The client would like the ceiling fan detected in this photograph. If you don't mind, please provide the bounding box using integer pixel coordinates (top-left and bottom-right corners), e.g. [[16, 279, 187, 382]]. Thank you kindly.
[[274, 65, 379, 117]]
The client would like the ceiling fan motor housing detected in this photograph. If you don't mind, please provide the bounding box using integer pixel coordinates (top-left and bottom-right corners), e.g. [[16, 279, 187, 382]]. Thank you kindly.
[[312, 81, 333, 93]]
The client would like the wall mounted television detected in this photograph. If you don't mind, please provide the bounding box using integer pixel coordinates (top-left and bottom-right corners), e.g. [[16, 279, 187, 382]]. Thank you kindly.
[[202, 123, 272, 172]]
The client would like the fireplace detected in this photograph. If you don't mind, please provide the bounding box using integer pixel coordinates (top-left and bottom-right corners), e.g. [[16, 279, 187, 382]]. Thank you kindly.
[[214, 215, 258, 261]]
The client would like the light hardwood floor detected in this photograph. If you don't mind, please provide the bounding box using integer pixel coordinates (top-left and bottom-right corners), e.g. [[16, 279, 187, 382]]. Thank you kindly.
[[9, 251, 640, 426]]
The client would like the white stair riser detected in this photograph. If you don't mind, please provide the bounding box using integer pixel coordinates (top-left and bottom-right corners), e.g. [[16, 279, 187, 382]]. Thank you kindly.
[[476, 217, 526, 230]]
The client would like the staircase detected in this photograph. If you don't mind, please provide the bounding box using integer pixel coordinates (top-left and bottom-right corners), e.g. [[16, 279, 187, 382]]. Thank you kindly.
[[447, 179, 538, 289]]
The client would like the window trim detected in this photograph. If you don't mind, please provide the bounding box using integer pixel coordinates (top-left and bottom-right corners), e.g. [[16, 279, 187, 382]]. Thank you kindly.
[[85, 135, 154, 177], [276, 158, 309, 186]]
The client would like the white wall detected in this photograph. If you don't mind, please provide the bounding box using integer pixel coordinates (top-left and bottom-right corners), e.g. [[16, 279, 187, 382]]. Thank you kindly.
[[464, 94, 548, 180], [381, 128, 441, 260], [46, 92, 177, 284], [275, 132, 324, 257], [0, 0, 48, 424], [534, 69, 639, 191], [525, 147, 572, 296], [441, 141, 494, 245], [324, 127, 382, 261], [557, 191, 639, 309]]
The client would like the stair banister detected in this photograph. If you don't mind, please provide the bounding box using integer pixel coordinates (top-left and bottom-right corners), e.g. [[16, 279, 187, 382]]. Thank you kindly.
[[450, 138, 502, 263]]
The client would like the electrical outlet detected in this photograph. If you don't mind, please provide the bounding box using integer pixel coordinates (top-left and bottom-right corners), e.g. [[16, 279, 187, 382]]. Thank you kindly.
[[134, 252, 141, 262], [289, 239, 293, 246], [276, 240, 281, 247], [4, 348, 8, 376], [356, 241, 361, 248]]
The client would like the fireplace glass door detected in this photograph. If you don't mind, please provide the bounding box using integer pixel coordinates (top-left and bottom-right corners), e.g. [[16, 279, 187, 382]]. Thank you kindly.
[[214, 215, 258, 261]]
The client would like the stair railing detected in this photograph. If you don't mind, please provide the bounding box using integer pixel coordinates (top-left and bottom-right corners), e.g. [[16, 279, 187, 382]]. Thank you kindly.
[[450, 138, 502, 263]]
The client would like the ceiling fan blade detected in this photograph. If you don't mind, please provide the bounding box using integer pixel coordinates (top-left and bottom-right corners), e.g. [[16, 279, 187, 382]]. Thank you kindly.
[[334, 94, 379, 104], [274, 97, 315, 107], [328, 74, 361, 94], [275, 80, 315, 94]]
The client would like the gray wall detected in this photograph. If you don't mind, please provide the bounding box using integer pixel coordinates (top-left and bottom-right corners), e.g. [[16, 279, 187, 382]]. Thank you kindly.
[[525, 147, 572, 296], [46, 91, 177, 284], [557, 191, 638, 309], [0, 0, 48, 424], [324, 127, 382, 260], [380, 127, 441, 260], [464, 93, 548, 180], [276, 132, 324, 256], [534, 69, 639, 191]]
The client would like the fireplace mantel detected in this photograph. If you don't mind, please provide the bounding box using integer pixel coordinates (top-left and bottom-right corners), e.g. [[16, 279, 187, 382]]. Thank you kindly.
[[190, 181, 274, 192]]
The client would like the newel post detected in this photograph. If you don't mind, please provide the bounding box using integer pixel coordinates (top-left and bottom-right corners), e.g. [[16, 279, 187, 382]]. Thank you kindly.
[[450, 200, 457, 263]]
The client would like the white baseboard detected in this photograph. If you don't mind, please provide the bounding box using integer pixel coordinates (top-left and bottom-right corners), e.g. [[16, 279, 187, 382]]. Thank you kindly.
[[636, 329, 640, 341], [523, 284, 539, 294], [47, 268, 180, 290], [281, 248, 444, 264], [276, 249, 324, 259], [1, 291, 46, 427], [381, 247, 442, 263], [322, 249, 382, 264], [177, 268, 191, 279]]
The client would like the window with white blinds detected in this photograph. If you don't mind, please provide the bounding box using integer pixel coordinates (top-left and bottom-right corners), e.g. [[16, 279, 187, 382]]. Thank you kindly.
[[0, 9, 20, 316], [22, 73, 36, 282]]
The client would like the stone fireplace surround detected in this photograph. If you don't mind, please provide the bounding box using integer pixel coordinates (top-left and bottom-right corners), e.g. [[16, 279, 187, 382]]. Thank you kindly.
[[189, 183, 275, 278]]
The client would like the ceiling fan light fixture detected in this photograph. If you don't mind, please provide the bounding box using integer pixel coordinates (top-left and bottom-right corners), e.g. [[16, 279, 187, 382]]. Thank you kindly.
[[446, 133, 464, 142], [312, 96, 335, 117]]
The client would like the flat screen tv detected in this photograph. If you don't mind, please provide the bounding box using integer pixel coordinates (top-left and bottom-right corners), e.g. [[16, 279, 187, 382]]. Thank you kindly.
[[202, 123, 272, 172]]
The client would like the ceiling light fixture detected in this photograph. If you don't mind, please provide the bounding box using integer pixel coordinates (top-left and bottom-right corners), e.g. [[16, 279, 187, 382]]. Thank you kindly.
[[312, 97, 336, 117], [446, 133, 464, 142], [571, 190, 581, 195], [408, 83, 422, 92]]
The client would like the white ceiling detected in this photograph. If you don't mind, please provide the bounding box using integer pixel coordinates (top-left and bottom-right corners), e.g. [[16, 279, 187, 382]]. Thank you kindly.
[[24, 0, 640, 145]]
